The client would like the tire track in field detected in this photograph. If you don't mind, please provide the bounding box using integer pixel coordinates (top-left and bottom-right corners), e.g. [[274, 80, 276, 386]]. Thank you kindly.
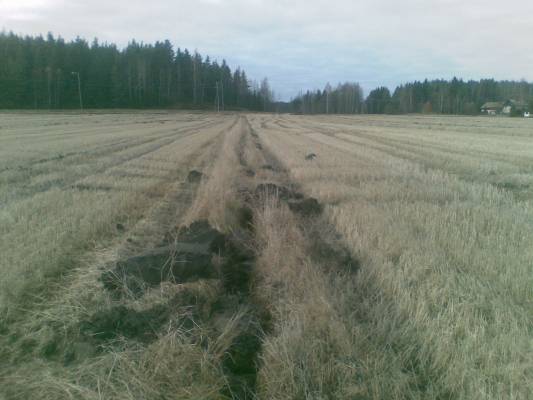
[[215, 116, 360, 399]]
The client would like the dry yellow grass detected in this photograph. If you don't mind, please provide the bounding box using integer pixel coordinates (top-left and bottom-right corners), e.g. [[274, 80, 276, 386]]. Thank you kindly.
[[1, 112, 532, 399], [249, 113, 533, 399], [0, 111, 239, 399]]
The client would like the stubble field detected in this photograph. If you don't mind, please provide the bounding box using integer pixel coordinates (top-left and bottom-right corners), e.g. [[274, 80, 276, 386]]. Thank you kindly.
[[1, 111, 532, 400]]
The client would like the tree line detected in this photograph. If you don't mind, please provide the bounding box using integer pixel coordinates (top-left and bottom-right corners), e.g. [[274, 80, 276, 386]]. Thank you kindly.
[[290, 82, 364, 114], [2, 31, 532, 115], [0, 31, 274, 110], [291, 78, 533, 115]]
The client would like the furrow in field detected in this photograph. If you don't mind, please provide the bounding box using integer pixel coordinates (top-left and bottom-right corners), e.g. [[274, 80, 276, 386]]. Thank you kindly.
[[250, 114, 533, 400], [0, 115, 233, 317]]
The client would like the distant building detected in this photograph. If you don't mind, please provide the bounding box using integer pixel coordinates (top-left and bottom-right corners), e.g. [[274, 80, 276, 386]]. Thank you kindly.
[[502, 100, 528, 115], [481, 100, 529, 116], [481, 102, 503, 115]]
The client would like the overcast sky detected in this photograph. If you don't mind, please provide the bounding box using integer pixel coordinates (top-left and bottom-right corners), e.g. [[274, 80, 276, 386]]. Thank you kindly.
[[1, 0, 532, 100]]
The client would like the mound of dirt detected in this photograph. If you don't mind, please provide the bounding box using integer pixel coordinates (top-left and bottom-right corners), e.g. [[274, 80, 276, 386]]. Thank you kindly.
[[101, 247, 215, 294], [102, 220, 228, 295], [101, 219, 259, 297], [177, 220, 227, 254], [80, 304, 171, 342], [187, 170, 204, 183], [288, 197, 323, 217]]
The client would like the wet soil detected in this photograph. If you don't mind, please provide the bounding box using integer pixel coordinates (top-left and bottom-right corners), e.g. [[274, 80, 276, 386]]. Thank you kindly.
[[187, 170, 204, 183]]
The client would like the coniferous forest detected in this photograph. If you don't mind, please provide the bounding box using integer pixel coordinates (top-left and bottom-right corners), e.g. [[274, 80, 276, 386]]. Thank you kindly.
[[292, 78, 533, 115], [0, 32, 273, 110], [1, 31, 533, 114]]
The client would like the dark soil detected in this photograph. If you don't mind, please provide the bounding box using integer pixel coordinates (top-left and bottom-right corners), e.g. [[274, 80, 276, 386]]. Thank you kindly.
[[176, 220, 227, 254], [288, 197, 323, 217], [308, 233, 360, 275], [222, 329, 262, 400], [80, 288, 206, 344], [102, 220, 228, 296], [187, 170, 204, 183], [236, 206, 254, 229], [80, 304, 172, 342], [101, 247, 215, 295]]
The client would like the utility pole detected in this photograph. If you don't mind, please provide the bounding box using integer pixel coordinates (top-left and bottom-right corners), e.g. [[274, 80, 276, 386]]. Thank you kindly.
[[215, 81, 220, 112], [71, 72, 83, 111], [220, 81, 224, 111]]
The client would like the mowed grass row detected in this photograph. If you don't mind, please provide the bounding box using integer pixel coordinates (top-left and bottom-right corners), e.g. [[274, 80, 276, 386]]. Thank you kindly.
[[0, 112, 231, 318], [0, 115, 247, 400], [0, 112, 218, 204], [289, 114, 533, 199], [250, 114, 533, 399]]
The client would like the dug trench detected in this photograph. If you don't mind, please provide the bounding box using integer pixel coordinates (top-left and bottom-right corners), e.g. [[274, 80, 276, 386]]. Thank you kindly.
[[30, 115, 360, 399], [95, 185, 264, 398], [79, 117, 269, 399], [243, 118, 361, 276]]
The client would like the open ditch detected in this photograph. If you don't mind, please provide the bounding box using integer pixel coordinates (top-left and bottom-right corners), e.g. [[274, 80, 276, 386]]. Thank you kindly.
[[80, 118, 271, 399], [95, 191, 264, 399], [245, 119, 360, 276], [22, 116, 361, 399]]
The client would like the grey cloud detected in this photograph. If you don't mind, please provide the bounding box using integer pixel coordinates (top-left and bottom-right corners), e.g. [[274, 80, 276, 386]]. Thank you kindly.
[[1, 0, 532, 100]]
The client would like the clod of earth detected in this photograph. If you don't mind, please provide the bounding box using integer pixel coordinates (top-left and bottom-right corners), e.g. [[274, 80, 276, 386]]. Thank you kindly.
[[79, 288, 209, 349], [101, 247, 216, 295], [80, 305, 168, 341], [187, 170, 204, 183], [305, 153, 317, 160], [101, 220, 256, 297], [177, 220, 227, 253], [288, 197, 323, 217]]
